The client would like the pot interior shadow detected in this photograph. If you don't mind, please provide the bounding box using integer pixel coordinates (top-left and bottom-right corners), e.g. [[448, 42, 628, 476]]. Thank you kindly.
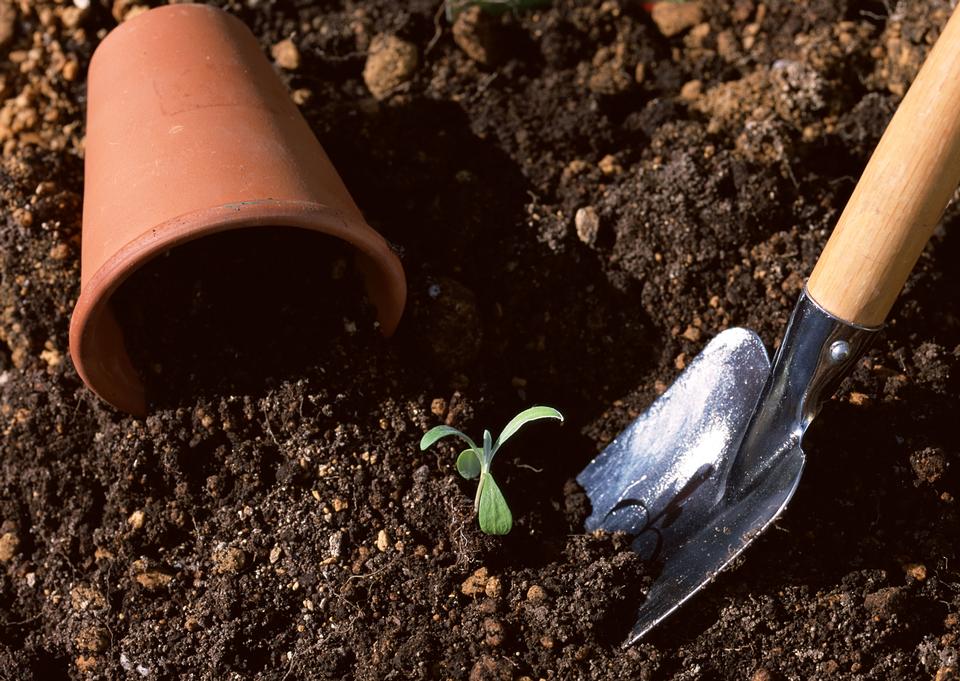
[[111, 227, 375, 409]]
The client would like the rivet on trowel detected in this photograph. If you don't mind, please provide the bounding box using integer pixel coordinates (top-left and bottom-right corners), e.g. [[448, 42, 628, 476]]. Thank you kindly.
[[829, 340, 851, 363]]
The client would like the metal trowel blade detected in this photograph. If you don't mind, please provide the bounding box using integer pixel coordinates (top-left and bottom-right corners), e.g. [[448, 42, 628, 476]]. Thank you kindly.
[[577, 328, 789, 643]]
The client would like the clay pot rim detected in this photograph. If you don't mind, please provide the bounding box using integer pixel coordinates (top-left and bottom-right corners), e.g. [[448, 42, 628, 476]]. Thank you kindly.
[[69, 198, 405, 416]]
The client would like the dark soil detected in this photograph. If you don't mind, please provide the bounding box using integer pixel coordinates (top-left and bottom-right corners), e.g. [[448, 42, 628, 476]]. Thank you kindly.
[[2, 0, 960, 679], [112, 228, 376, 407]]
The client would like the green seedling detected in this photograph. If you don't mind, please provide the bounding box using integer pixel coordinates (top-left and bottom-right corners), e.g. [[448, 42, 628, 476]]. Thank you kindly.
[[445, 0, 550, 21], [419, 406, 563, 535]]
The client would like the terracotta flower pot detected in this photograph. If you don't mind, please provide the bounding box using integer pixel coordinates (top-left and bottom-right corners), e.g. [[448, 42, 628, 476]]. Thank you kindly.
[[69, 4, 406, 416]]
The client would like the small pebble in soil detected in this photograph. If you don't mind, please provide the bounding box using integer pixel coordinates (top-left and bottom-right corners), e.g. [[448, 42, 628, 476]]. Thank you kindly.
[[75, 656, 97, 673], [291, 88, 311, 105], [575, 206, 600, 245], [848, 391, 871, 406], [903, 563, 927, 581], [127, 509, 145, 530], [462, 567, 492, 596], [363, 34, 418, 100], [526, 585, 546, 602], [271, 38, 300, 70], [70, 585, 107, 611], [651, 2, 703, 38], [680, 79, 703, 101], [328, 531, 343, 559], [212, 546, 246, 574], [0, 530, 19, 561], [132, 560, 173, 591], [376, 529, 390, 552], [111, 0, 146, 22], [39, 342, 61, 368], [598, 154, 622, 175]]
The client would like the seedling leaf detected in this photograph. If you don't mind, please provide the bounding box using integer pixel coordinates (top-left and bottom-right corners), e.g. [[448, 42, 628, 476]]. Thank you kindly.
[[478, 474, 512, 535], [493, 406, 563, 452], [456, 449, 482, 479], [420, 425, 478, 452], [419, 404, 561, 535]]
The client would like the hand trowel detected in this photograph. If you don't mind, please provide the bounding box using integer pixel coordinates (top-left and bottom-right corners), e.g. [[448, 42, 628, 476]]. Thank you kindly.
[[578, 6, 960, 644]]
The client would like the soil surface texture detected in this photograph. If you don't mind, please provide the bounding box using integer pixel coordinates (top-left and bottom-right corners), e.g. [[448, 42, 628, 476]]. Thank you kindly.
[[2, 0, 960, 679]]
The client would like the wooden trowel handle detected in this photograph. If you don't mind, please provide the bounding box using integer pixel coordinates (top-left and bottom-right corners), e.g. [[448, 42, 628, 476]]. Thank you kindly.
[[807, 6, 960, 327]]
